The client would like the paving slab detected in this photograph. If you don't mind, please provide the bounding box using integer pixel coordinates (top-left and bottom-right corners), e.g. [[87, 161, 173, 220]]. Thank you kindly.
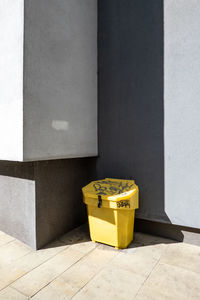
[[136, 262, 200, 300], [0, 287, 28, 300], [11, 242, 96, 297], [32, 245, 117, 300], [160, 242, 200, 274], [71, 264, 146, 300], [0, 241, 67, 290], [0, 233, 15, 247], [0, 240, 31, 269]]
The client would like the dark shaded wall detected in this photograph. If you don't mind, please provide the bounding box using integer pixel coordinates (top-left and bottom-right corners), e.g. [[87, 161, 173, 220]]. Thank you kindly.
[[97, 0, 167, 222], [35, 158, 96, 248]]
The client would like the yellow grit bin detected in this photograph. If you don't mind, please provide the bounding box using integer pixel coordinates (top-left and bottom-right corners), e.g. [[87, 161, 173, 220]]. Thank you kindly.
[[82, 178, 139, 249]]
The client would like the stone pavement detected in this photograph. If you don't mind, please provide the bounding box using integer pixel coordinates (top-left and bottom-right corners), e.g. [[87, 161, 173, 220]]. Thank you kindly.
[[0, 225, 200, 299]]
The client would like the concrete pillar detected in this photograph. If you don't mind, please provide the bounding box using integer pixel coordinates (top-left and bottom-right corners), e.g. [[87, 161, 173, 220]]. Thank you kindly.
[[0, 0, 97, 161]]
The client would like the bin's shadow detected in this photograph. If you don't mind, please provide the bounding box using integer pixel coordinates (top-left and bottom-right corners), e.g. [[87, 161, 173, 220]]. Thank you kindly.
[[43, 223, 92, 249], [43, 222, 178, 251]]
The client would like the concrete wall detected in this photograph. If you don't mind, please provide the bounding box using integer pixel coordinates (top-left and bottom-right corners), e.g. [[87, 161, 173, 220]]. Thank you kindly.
[[0, 0, 97, 161], [23, 0, 97, 161], [0, 162, 36, 248], [164, 0, 200, 228]]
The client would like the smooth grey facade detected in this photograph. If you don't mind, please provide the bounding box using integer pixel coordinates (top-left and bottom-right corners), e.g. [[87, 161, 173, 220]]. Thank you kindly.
[[164, 0, 200, 229], [23, 0, 97, 161], [0, 0, 97, 161]]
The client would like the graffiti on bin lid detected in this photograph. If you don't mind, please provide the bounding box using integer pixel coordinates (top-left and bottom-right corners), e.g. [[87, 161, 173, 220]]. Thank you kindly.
[[93, 180, 134, 196]]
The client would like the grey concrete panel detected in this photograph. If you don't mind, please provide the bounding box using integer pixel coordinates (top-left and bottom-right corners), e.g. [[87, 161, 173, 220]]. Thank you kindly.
[[164, 0, 200, 228], [23, 0, 97, 161], [0, 174, 36, 248], [0, 0, 97, 162]]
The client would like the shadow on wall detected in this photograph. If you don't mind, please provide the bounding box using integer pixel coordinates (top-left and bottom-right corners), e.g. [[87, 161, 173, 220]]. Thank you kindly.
[[34, 157, 97, 248], [97, 0, 184, 240], [0, 160, 34, 180]]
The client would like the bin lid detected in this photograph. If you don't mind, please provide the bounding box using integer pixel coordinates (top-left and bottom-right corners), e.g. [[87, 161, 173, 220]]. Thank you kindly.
[[82, 178, 138, 201]]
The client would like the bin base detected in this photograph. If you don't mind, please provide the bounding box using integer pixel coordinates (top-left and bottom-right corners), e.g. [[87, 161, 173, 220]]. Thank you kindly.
[[87, 206, 135, 249]]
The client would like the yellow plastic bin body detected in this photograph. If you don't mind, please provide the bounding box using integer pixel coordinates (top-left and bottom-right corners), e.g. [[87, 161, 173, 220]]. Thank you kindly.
[[82, 178, 139, 249]]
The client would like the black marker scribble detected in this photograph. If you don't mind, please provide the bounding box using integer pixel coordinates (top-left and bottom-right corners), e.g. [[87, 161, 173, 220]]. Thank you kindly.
[[93, 183, 108, 195], [117, 200, 130, 208], [93, 180, 134, 196]]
